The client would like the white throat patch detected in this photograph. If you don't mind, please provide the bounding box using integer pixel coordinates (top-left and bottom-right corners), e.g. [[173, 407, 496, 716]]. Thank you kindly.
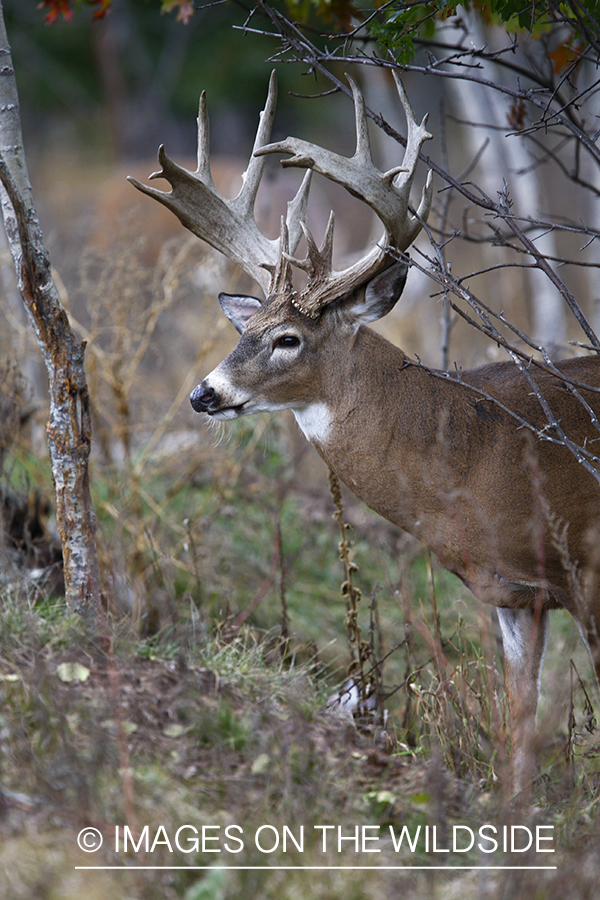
[[293, 403, 333, 445]]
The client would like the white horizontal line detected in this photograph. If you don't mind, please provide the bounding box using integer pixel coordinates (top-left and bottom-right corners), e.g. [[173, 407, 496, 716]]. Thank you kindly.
[[75, 865, 558, 871]]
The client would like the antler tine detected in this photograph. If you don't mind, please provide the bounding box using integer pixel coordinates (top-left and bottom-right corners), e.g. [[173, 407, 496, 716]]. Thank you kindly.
[[390, 71, 431, 186], [286, 170, 312, 258], [269, 216, 294, 296], [349, 75, 373, 167], [236, 70, 277, 219], [196, 89, 213, 185], [284, 213, 335, 279], [388, 71, 434, 243], [282, 213, 343, 319], [255, 74, 433, 315], [128, 71, 310, 299]]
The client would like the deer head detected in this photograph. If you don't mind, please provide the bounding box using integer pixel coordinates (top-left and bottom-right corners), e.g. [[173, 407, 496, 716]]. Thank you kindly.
[[128, 72, 433, 426]]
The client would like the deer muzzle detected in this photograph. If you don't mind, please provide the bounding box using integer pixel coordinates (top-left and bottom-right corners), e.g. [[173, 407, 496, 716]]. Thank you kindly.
[[190, 382, 219, 414], [190, 380, 249, 419]]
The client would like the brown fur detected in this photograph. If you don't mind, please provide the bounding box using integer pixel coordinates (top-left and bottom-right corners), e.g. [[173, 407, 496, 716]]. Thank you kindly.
[[199, 289, 600, 797]]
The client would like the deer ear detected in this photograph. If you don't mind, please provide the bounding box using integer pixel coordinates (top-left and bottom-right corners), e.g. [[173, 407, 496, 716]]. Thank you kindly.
[[218, 293, 263, 334], [343, 261, 409, 326]]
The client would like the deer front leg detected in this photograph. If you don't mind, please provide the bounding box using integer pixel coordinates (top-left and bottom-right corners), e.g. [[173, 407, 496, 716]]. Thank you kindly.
[[496, 606, 550, 799]]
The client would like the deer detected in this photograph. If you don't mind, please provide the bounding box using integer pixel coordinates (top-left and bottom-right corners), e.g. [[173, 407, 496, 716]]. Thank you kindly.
[[128, 70, 600, 798]]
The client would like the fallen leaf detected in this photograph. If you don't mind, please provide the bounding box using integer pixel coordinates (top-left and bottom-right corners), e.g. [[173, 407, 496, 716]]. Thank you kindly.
[[164, 724, 187, 738], [56, 662, 91, 683], [101, 718, 138, 735], [251, 753, 271, 775]]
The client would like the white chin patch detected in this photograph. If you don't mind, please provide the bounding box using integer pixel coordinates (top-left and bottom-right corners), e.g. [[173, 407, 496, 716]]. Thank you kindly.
[[293, 403, 333, 445], [212, 408, 243, 421]]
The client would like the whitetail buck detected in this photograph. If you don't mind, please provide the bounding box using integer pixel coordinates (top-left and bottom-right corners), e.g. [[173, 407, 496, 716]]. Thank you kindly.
[[129, 71, 600, 796]]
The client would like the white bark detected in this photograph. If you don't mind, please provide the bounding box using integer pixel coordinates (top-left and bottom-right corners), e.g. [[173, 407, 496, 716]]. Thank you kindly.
[[0, 2, 101, 616], [449, 14, 566, 352]]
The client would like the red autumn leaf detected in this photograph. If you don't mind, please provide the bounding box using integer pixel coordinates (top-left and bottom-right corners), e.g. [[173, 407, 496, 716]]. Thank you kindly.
[[91, 0, 112, 18], [38, 0, 75, 24]]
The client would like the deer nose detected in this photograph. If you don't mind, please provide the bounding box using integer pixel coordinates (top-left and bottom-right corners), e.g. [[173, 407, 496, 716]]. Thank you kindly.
[[190, 383, 218, 413]]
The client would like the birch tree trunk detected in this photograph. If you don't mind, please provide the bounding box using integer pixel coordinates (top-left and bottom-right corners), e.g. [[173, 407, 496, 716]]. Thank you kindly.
[[0, 2, 102, 616]]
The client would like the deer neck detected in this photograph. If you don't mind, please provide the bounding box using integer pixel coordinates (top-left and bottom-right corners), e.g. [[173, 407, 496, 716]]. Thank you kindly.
[[292, 326, 469, 535]]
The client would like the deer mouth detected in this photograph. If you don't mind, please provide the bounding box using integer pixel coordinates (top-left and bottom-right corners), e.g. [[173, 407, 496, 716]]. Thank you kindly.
[[190, 383, 250, 418], [207, 402, 248, 420]]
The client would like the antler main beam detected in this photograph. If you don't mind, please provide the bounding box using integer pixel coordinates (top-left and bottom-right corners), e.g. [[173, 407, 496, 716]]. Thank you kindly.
[[127, 70, 311, 297], [255, 72, 433, 316]]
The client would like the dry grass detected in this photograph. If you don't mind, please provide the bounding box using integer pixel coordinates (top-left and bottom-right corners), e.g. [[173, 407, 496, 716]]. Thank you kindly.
[[1, 218, 600, 898]]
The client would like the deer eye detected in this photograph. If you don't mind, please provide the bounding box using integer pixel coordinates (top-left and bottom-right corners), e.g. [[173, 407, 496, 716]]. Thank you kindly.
[[273, 334, 300, 350]]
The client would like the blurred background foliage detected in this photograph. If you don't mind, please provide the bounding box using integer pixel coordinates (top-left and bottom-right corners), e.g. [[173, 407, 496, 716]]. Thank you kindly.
[[4, 0, 338, 163], [12, 0, 595, 162]]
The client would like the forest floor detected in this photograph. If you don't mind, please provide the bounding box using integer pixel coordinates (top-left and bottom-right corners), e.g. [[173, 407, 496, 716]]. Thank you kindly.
[[1, 422, 600, 899]]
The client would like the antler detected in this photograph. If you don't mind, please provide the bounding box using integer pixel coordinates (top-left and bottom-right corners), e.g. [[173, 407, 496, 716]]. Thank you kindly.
[[127, 70, 310, 298], [128, 71, 432, 317], [255, 72, 434, 318]]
